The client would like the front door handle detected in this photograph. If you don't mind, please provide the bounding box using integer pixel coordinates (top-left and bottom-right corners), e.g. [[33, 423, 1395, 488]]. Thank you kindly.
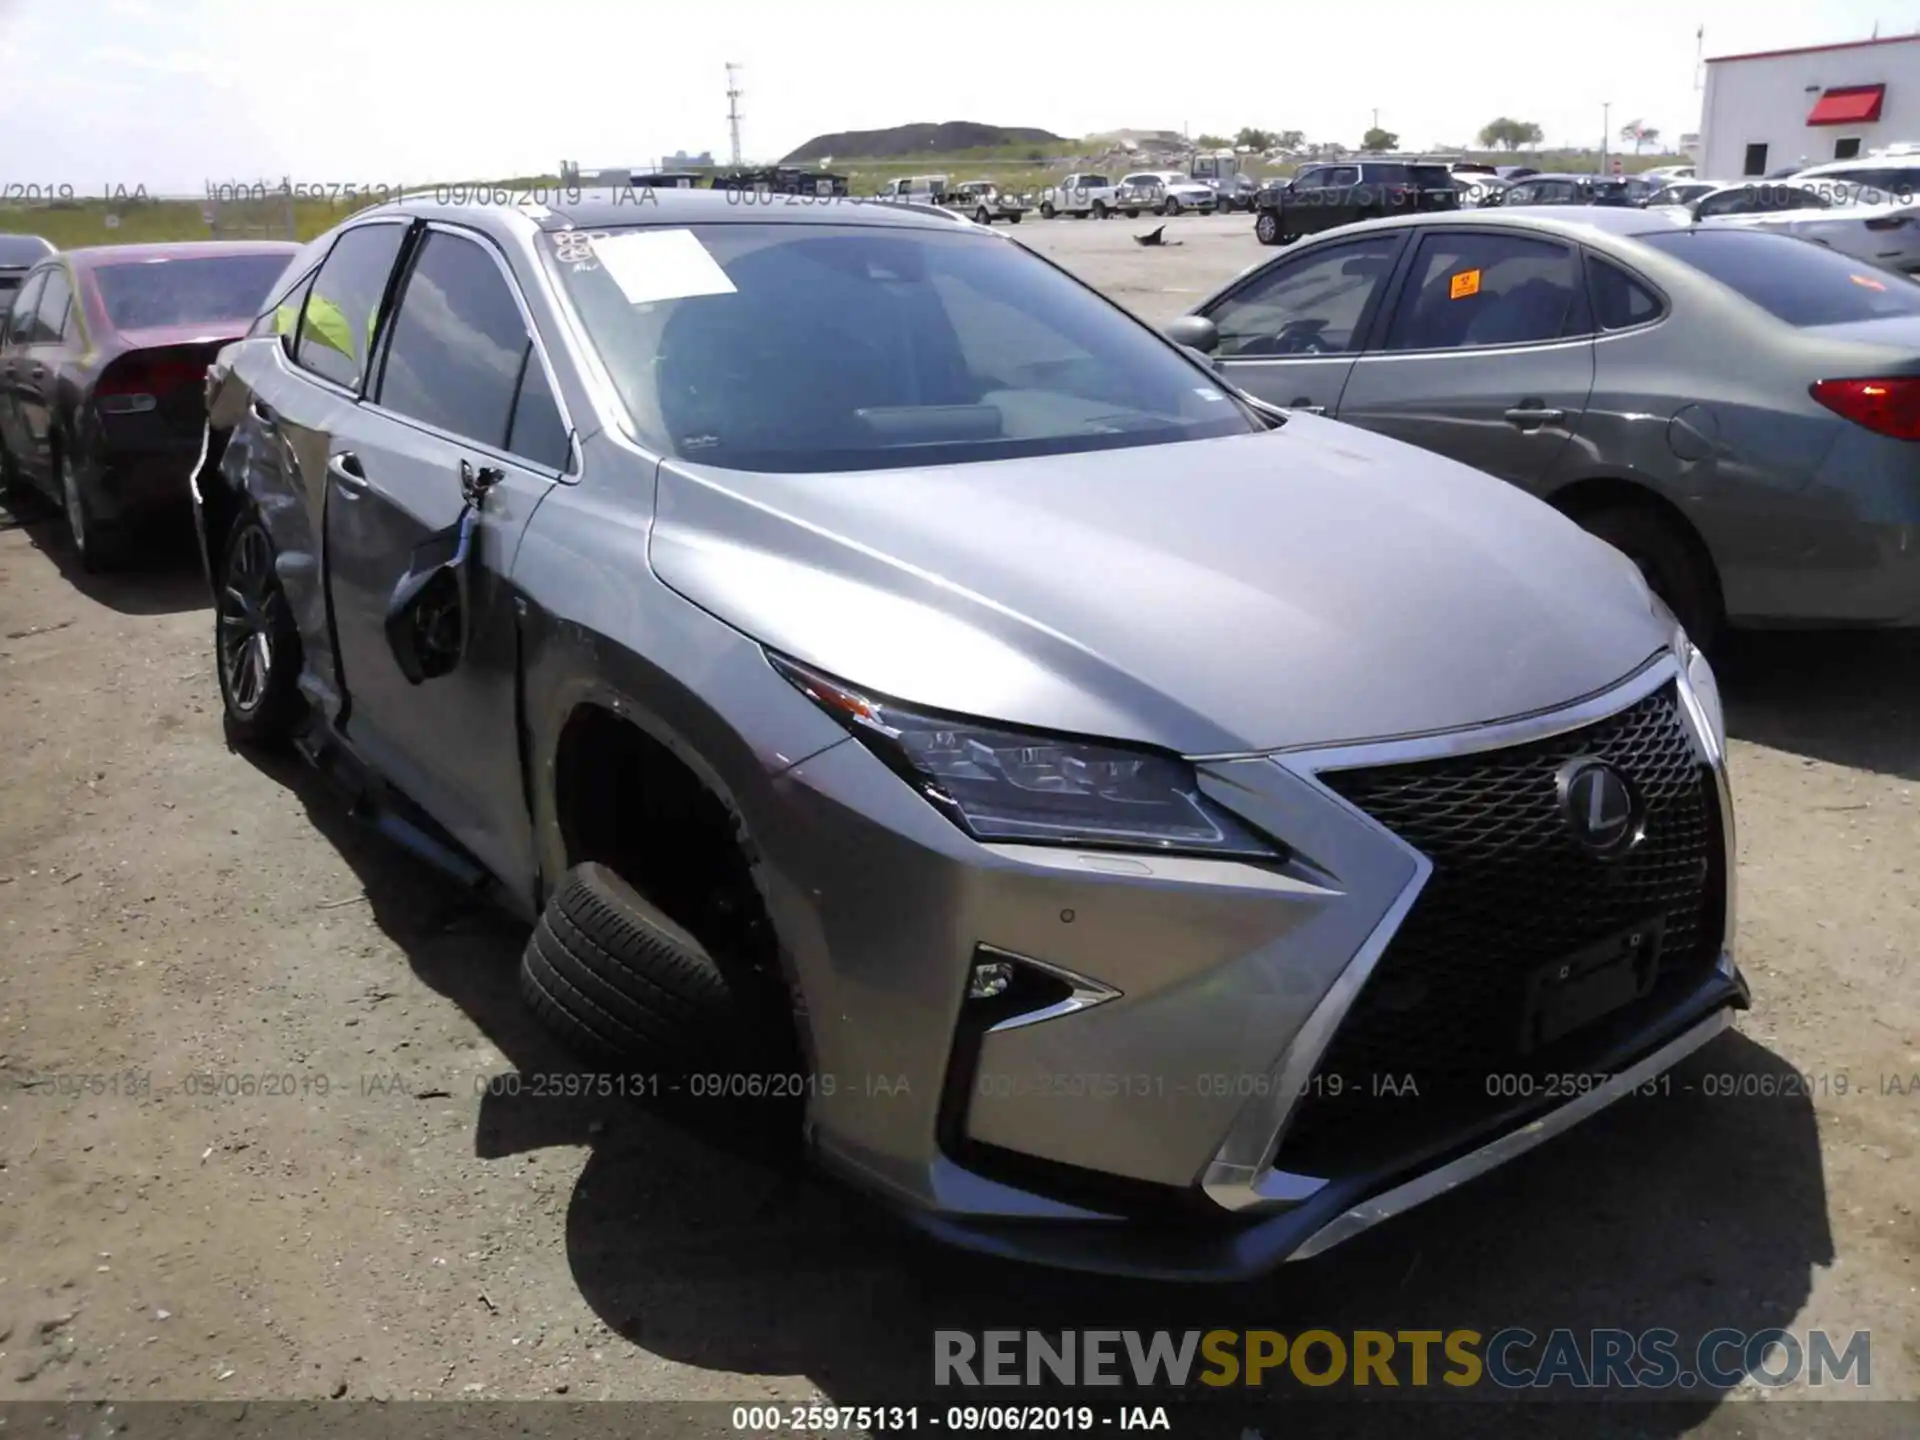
[[1504, 400, 1566, 427], [29, 364, 45, 380], [327, 451, 368, 494], [1288, 398, 1327, 415]]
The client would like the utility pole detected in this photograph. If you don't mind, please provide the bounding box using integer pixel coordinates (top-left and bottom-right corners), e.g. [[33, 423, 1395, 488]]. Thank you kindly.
[[726, 63, 744, 168], [1601, 100, 1611, 172]]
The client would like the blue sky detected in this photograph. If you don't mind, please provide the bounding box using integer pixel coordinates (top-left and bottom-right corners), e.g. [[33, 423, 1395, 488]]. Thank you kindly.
[[0, 0, 1909, 191]]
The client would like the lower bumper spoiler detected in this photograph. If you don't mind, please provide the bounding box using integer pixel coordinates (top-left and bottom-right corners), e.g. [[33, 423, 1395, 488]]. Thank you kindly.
[[898, 964, 1746, 1282]]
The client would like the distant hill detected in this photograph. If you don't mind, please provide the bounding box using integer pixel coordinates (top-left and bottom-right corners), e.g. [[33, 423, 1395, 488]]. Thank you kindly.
[[780, 121, 1066, 164]]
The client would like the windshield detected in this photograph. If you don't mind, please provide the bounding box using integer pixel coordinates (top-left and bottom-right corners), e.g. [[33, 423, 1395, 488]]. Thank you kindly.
[[1640, 229, 1920, 326], [92, 253, 292, 330], [546, 222, 1259, 473]]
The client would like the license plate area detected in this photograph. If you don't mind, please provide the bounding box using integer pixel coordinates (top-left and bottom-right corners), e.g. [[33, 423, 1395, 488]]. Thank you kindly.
[[1519, 918, 1665, 1053]]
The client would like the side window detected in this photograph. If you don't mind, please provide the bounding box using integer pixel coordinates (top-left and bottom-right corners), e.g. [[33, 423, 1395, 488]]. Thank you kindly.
[[1324, 166, 1359, 188], [250, 266, 317, 343], [1383, 231, 1582, 351], [31, 269, 71, 342], [1205, 233, 1406, 358], [1506, 183, 1538, 205], [376, 230, 534, 453], [293, 222, 409, 391], [7, 272, 45, 345], [507, 351, 570, 471], [1587, 255, 1662, 331]]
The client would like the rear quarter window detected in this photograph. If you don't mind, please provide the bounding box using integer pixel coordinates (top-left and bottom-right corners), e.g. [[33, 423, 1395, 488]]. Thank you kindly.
[[1640, 229, 1920, 326]]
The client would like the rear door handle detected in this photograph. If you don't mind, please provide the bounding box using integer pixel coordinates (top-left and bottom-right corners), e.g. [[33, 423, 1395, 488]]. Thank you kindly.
[[29, 364, 45, 380], [327, 451, 368, 494], [1288, 398, 1327, 415], [249, 400, 277, 428]]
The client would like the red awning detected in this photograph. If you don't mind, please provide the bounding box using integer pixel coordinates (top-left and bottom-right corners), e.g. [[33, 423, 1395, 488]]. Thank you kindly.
[[1807, 84, 1886, 125]]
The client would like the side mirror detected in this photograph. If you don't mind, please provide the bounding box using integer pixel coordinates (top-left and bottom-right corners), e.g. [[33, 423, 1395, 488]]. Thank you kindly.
[[1163, 314, 1220, 354]]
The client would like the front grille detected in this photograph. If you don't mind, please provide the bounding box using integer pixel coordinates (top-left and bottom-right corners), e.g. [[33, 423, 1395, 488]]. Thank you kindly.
[[1275, 681, 1724, 1177]]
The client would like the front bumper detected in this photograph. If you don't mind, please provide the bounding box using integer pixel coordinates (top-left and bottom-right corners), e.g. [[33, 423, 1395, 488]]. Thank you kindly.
[[762, 650, 1740, 1279]]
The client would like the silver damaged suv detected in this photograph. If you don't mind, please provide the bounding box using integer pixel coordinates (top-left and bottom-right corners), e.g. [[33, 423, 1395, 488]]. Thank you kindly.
[[191, 189, 1745, 1280]]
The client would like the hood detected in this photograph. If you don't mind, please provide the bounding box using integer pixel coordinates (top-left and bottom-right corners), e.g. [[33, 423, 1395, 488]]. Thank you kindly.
[[647, 417, 1668, 755]]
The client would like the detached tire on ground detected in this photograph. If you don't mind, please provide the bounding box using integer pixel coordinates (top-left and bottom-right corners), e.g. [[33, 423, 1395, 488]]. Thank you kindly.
[[520, 862, 782, 1077]]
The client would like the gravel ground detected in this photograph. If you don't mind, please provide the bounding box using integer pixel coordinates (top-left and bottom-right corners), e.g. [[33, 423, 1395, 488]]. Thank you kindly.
[[0, 211, 1915, 1430]]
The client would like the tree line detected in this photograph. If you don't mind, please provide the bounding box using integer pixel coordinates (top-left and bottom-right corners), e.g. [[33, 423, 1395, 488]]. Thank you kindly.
[[1192, 117, 1665, 155]]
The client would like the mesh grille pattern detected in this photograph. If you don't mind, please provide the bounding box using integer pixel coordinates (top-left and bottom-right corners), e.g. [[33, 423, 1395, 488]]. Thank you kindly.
[[1276, 681, 1724, 1173]]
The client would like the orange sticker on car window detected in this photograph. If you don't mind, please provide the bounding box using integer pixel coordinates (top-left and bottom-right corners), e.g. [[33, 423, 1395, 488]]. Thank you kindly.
[[1851, 272, 1888, 291], [1450, 269, 1482, 299]]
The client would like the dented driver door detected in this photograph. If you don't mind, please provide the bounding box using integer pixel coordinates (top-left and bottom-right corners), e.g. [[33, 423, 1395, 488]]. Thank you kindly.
[[322, 225, 572, 886]]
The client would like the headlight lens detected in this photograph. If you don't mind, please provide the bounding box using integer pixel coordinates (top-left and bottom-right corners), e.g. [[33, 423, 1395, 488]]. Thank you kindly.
[[771, 655, 1282, 859]]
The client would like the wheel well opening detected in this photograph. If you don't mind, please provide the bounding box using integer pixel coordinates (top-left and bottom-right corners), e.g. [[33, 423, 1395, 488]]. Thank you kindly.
[[1550, 476, 1726, 614], [552, 705, 782, 982]]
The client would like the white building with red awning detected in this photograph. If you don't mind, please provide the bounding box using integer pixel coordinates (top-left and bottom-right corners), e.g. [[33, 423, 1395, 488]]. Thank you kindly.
[[1700, 33, 1920, 178]]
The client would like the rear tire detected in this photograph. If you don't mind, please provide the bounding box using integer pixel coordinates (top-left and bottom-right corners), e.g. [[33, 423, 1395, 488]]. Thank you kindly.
[[1164, 198, 1182, 217], [1577, 503, 1723, 650], [215, 514, 304, 747], [1092, 201, 1109, 220], [519, 861, 786, 1077], [1040, 201, 1056, 218], [1255, 211, 1281, 245], [58, 446, 128, 573]]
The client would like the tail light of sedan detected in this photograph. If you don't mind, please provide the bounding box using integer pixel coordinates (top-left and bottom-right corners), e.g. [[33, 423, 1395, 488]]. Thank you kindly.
[[97, 354, 208, 415], [1812, 377, 1920, 440]]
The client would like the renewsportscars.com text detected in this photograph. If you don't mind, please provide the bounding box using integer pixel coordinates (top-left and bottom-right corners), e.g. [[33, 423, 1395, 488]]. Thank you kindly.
[[934, 1328, 1871, 1391]]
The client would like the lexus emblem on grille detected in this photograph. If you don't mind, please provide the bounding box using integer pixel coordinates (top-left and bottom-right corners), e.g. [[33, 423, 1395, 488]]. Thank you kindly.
[[1556, 758, 1643, 856]]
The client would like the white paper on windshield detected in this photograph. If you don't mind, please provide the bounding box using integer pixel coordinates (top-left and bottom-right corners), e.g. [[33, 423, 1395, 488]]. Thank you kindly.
[[589, 228, 737, 305]]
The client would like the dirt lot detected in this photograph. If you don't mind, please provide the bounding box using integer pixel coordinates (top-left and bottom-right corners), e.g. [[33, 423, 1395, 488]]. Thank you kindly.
[[0, 211, 1916, 1431]]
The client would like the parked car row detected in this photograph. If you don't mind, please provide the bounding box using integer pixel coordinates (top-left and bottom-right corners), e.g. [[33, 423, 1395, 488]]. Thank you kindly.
[[162, 187, 1743, 1284], [11, 178, 1906, 1291]]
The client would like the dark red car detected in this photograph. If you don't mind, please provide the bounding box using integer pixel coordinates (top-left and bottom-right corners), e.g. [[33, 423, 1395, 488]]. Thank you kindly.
[[0, 240, 299, 570]]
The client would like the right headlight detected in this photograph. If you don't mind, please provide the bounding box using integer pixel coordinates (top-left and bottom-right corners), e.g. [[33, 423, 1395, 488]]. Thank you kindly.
[[770, 654, 1283, 860]]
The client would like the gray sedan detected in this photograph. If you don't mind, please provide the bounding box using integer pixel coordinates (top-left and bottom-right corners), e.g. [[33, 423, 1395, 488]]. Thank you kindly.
[[1174, 205, 1920, 644], [193, 189, 1738, 1279]]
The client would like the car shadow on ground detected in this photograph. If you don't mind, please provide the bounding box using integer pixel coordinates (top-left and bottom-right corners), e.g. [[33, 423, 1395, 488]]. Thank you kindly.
[[0, 492, 209, 618], [238, 742, 1833, 1434], [1719, 628, 1920, 781]]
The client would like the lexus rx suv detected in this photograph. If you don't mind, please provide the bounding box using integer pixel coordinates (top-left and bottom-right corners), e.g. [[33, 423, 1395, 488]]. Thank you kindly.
[[191, 188, 1743, 1278]]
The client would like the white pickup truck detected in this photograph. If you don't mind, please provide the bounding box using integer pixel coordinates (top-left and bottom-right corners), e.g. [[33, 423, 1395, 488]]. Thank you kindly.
[[1037, 173, 1121, 219]]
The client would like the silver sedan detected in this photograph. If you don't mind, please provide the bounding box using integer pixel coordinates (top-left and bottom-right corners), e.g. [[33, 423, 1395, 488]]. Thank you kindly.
[[1174, 205, 1920, 645]]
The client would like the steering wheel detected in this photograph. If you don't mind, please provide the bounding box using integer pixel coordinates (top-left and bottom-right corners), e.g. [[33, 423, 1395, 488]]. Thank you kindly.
[[1274, 324, 1333, 356]]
